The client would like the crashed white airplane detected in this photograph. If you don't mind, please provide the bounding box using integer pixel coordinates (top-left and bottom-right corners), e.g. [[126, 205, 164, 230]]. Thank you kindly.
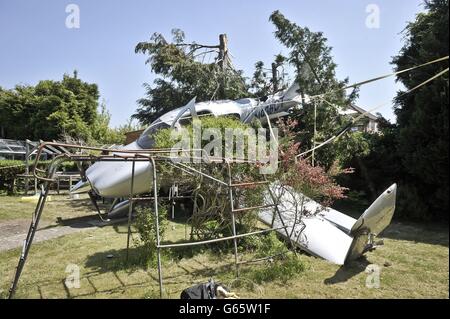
[[72, 83, 301, 198], [259, 183, 396, 264], [71, 83, 397, 265]]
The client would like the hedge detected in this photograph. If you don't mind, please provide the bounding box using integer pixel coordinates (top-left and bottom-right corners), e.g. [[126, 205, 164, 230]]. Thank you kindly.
[[0, 160, 78, 194]]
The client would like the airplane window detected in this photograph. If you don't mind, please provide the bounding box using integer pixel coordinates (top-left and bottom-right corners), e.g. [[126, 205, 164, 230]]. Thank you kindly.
[[236, 98, 251, 104], [178, 117, 192, 126], [136, 122, 171, 149], [178, 111, 212, 126]]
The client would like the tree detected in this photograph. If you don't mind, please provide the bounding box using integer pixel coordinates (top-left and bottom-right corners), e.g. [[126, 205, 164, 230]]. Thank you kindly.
[[269, 11, 364, 169], [392, 0, 449, 220], [90, 102, 132, 145], [0, 72, 100, 142], [133, 21, 369, 170], [133, 29, 249, 125], [250, 54, 287, 98], [339, 115, 401, 201]]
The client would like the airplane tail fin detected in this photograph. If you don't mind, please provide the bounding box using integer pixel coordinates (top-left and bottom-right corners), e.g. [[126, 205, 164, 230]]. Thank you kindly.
[[282, 82, 301, 102], [344, 183, 397, 262], [351, 183, 397, 236], [70, 179, 91, 194], [108, 200, 131, 219]]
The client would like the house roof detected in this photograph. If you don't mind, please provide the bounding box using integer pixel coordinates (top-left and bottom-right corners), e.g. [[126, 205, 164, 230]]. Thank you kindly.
[[348, 104, 378, 121]]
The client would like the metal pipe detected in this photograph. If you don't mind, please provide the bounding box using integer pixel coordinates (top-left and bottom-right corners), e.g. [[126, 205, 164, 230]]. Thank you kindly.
[[232, 204, 276, 213], [9, 141, 295, 298], [25, 141, 29, 195], [158, 226, 287, 249], [30, 141, 261, 182], [126, 161, 136, 262], [225, 160, 239, 277], [8, 182, 50, 298], [9, 155, 67, 298], [231, 180, 269, 187], [132, 196, 191, 201], [264, 177, 298, 256], [237, 252, 286, 265], [173, 162, 229, 186], [150, 157, 163, 299]]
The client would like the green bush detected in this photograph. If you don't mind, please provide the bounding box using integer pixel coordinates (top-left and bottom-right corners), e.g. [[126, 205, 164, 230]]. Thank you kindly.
[[240, 231, 288, 258], [248, 253, 306, 284], [0, 159, 76, 194], [152, 116, 265, 241], [133, 205, 168, 266], [0, 160, 26, 194]]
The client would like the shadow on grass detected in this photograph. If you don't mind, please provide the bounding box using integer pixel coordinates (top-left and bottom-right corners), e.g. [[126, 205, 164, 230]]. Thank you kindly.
[[334, 198, 449, 247], [381, 222, 449, 247], [324, 256, 370, 285], [69, 244, 234, 298], [65, 198, 110, 210], [83, 240, 228, 275], [55, 215, 101, 227], [15, 259, 234, 299], [84, 246, 149, 274], [31, 269, 158, 299]]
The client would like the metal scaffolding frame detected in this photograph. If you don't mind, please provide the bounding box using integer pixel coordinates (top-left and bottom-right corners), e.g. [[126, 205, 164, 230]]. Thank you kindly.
[[8, 141, 294, 299]]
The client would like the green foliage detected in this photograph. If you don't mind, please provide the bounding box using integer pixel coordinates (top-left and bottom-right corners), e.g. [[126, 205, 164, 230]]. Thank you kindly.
[[390, 0, 449, 220], [90, 102, 130, 145], [240, 231, 288, 258], [250, 61, 272, 98], [153, 115, 254, 150], [335, 131, 370, 164], [0, 160, 25, 193], [152, 116, 265, 240], [338, 1, 449, 221], [0, 72, 99, 141], [269, 10, 364, 169], [0, 160, 52, 194], [133, 205, 168, 265], [59, 161, 79, 172], [0, 72, 130, 146], [338, 116, 400, 198], [250, 55, 288, 98], [133, 29, 249, 124], [247, 253, 306, 284]]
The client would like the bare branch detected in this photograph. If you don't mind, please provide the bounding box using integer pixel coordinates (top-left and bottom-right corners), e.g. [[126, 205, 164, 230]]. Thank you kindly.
[[175, 43, 221, 49]]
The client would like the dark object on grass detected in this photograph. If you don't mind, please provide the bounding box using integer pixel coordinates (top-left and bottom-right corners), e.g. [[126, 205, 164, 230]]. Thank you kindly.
[[180, 279, 218, 299], [180, 279, 238, 299]]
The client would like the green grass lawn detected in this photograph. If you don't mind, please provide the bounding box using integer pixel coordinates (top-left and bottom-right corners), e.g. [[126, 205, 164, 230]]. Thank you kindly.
[[0, 195, 448, 299], [0, 193, 105, 224]]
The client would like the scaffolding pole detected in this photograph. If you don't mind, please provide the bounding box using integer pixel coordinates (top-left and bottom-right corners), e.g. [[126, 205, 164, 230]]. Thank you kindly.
[[7, 141, 295, 299]]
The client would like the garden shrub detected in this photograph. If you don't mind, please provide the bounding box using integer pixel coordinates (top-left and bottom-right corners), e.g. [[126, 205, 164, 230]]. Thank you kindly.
[[0, 159, 76, 194], [248, 252, 306, 284], [133, 204, 168, 266], [152, 116, 266, 241]]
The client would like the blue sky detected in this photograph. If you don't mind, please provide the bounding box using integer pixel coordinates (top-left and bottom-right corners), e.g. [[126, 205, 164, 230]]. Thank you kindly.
[[0, 0, 424, 127]]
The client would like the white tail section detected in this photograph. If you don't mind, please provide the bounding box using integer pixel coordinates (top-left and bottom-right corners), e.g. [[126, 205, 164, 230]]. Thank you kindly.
[[282, 82, 301, 101], [351, 183, 397, 235]]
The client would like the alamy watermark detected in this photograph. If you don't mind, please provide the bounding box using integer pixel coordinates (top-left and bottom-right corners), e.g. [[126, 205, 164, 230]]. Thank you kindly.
[[65, 4, 80, 29], [365, 4, 380, 29], [65, 263, 80, 289], [169, 121, 279, 174], [365, 264, 381, 288]]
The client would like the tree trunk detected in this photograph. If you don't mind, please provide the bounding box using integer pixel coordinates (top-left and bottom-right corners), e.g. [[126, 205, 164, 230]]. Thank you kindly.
[[218, 34, 228, 98], [272, 62, 279, 93]]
